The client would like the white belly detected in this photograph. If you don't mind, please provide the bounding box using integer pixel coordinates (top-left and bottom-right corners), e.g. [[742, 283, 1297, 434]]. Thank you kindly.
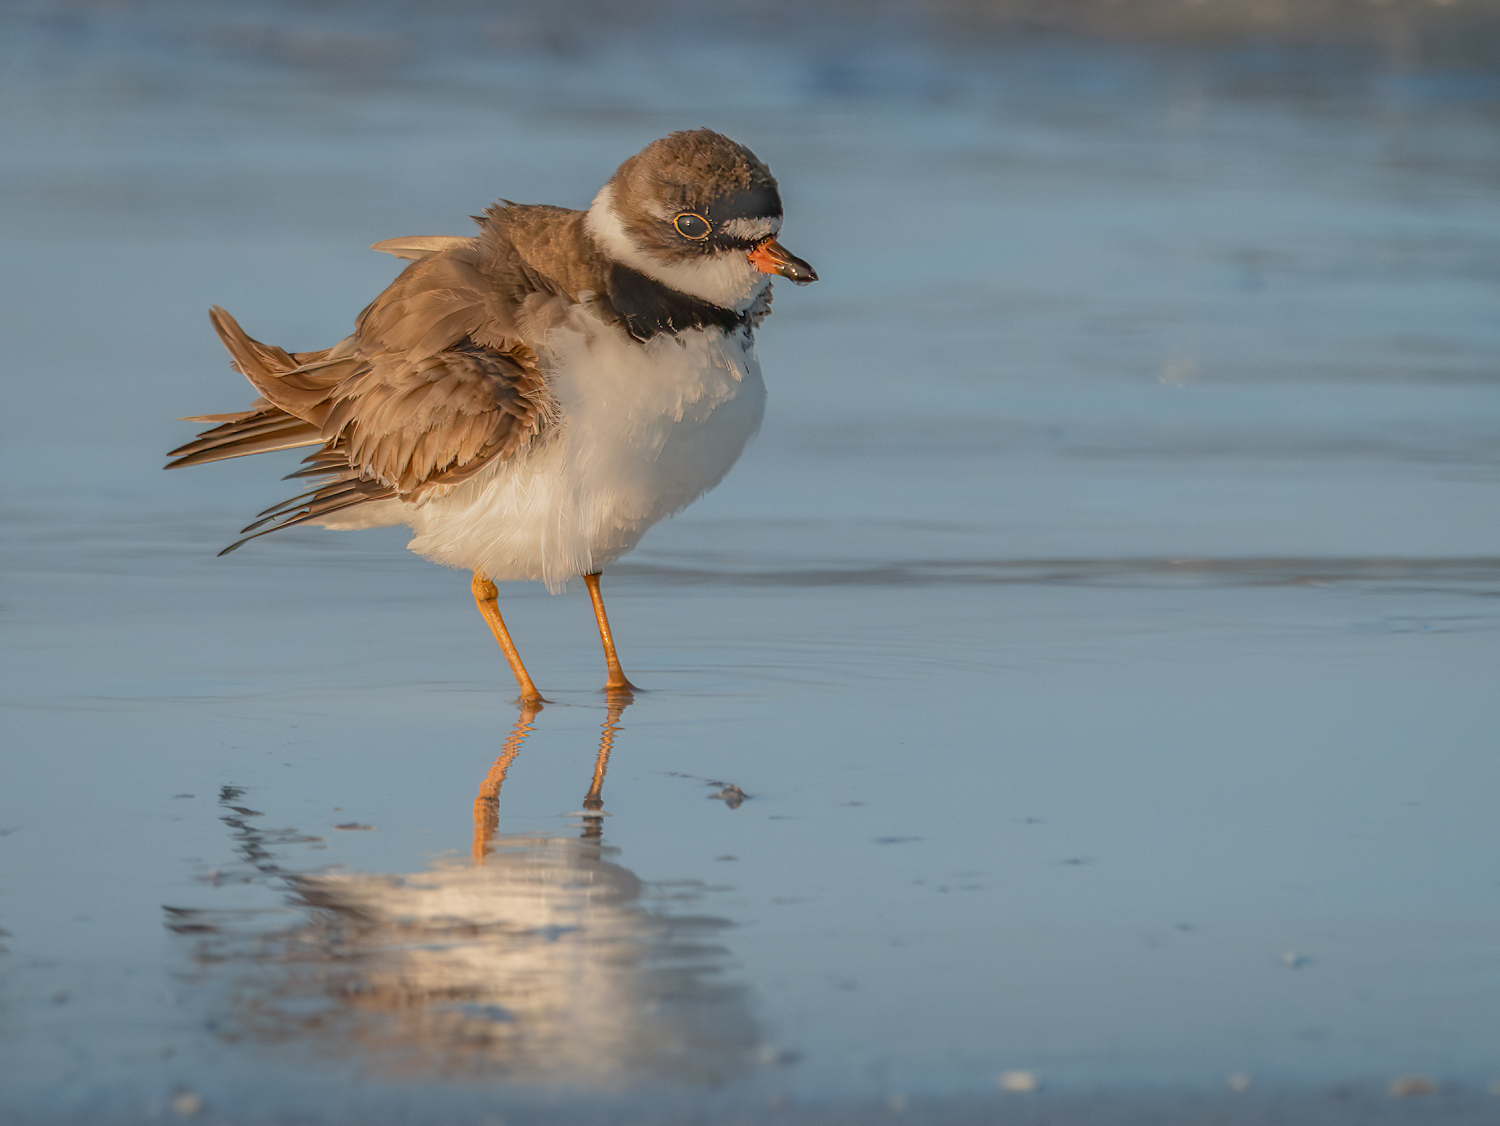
[[402, 310, 766, 591]]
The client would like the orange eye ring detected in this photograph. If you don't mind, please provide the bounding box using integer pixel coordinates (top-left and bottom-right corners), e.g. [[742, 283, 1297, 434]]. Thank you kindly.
[[673, 212, 712, 240]]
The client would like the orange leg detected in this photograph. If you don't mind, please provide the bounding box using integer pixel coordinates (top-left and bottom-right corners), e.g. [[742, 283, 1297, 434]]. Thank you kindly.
[[583, 572, 639, 696], [471, 571, 544, 704]]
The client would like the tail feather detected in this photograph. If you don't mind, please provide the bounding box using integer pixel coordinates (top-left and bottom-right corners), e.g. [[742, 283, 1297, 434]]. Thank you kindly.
[[180, 409, 262, 424], [217, 476, 396, 556], [164, 407, 322, 469], [169, 307, 362, 471], [207, 306, 355, 425], [174, 307, 400, 555]]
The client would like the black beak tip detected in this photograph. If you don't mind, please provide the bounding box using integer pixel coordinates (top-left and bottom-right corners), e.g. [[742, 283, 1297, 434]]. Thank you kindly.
[[789, 260, 818, 286]]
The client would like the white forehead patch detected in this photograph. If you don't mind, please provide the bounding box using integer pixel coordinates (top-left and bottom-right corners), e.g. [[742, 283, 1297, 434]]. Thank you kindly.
[[719, 216, 781, 242]]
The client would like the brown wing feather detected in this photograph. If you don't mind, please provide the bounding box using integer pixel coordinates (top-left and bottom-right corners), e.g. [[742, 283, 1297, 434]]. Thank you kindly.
[[354, 254, 493, 358], [207, 307, 358, 424], [174, 226, 560, 554], [329, 340, 551, 500], [218, 471, 397, 556], [165, 402, 323, 469]]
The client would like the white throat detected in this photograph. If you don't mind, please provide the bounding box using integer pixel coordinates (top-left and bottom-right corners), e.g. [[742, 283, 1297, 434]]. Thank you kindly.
[[585, 183, 771, 313]]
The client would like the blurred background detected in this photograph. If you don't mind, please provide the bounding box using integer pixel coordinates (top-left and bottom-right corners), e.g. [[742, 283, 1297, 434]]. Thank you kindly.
[[3, 1, 1500, 1123], [7, 0, 1500, 558]]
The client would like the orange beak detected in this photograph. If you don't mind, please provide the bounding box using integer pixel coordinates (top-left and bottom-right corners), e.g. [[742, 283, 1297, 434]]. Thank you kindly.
[[747, 238, 818, 285]]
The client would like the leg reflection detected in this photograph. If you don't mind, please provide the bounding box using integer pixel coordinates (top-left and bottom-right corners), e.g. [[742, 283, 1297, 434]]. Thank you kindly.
[[472, 702, 540, 862], [581, 696, 630, 840], [177, 694, 757, 1085], [471, 696, 634, 859]]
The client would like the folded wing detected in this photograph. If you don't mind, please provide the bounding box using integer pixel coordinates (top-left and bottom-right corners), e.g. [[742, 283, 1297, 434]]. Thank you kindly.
[[167, 242, 555, 555]]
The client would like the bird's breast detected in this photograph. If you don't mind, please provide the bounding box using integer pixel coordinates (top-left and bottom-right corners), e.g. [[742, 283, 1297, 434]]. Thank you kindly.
[[546, 313, 759, 433], [543, 313, 767, 510], [403, 312, 767, 590]]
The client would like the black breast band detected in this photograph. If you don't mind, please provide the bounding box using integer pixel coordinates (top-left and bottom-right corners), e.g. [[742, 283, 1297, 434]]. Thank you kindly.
[[603, 264, 749, 342]]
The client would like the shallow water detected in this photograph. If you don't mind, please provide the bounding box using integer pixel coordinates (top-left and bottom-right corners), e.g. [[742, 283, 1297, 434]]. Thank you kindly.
[[3, 5, 1500, 1122]]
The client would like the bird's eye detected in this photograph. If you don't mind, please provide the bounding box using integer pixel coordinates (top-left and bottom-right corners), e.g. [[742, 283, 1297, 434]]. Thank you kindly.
[[673, 212, 712, 240]]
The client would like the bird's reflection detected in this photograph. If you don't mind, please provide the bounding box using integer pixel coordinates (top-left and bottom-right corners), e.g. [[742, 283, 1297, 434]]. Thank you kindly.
[[170, 699, 758, 1086]]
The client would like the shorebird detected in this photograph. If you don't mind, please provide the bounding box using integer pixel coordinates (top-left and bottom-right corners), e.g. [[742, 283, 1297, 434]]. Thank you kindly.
[[166, 129, 816, 703]]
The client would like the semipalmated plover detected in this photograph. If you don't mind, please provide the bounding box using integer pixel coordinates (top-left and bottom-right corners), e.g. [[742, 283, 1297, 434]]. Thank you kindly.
[[167, 129, 816, 702]]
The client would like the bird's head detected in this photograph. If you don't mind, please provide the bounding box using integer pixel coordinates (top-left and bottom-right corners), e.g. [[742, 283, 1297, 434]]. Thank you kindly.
[[586, 129, 817, 312]]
